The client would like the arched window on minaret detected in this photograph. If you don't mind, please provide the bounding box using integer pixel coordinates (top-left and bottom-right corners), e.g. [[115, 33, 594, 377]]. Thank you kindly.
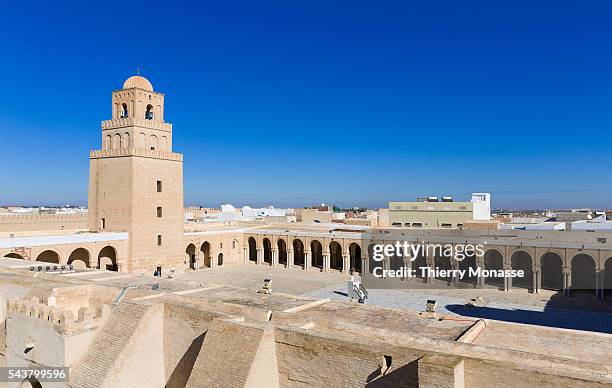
[[121, 103, 129, 118], [150, 135, 158, 151], [113, 134, 121, 150], [145, 104, 154, 120], [123, 132, 130, 148], [138, 133, 146, 148], [105, 135, 111, 150]]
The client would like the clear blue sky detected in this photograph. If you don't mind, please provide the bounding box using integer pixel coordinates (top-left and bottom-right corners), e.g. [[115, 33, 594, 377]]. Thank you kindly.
[[1, 1, 611, 210]]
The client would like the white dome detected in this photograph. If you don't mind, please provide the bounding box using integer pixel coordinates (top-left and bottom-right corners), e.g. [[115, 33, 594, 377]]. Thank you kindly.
[[221, 204, 236, 212], [123, 75, 153, 91]]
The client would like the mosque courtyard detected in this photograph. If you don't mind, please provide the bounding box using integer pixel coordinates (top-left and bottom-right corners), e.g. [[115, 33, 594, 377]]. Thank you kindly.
[[174, 264, 612, 334]]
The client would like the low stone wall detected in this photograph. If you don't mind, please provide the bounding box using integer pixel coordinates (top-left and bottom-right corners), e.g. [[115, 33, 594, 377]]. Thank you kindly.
[[462, 357, 608, 388], [275, 328, 422, 387], [0, 213, 87, 233]]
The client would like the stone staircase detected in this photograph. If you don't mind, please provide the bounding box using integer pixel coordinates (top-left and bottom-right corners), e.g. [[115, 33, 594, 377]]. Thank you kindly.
[[186, 319, 279, 388], [70, 302, 151, 388]]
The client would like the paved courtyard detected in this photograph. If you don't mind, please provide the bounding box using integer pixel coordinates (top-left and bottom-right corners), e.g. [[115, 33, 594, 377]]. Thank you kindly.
[[176, 265, 612, 334], [174, 264, 351, 295]]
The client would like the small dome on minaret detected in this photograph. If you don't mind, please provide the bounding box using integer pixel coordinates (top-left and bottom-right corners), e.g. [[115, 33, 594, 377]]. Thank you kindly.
[[123, 75, 153, 91]]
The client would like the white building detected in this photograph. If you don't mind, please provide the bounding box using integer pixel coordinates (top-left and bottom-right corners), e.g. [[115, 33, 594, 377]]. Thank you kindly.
[[241, 206, 288, 218], [572, 214, 612, 231], [500, 222, 565, 231], [471, 193, 491, 221]]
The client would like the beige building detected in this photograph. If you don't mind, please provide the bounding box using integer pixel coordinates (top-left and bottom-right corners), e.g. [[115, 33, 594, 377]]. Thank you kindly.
[[294, 208, 332, 223], [184, 206, 222, 221], [377, 208, 390, 227], [87, 76, 184, 274], [389, 193, 491, 228]]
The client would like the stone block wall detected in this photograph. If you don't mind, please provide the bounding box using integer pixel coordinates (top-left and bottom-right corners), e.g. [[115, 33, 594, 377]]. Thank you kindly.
[[164, 304, 220, 388], [0, 213, 87, 233]]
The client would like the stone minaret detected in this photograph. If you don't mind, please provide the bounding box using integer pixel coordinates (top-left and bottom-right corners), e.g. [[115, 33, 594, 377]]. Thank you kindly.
[[87, 75, 184, 274]]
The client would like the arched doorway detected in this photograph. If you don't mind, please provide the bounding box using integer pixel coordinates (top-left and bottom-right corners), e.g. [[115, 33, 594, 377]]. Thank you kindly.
[[349, 243, 362, 273], [217, 253, 223, 266], [367, 243, 378, 274], [3, 252, 24, 260], [571, 254, 596, 294], [98, 246, 118, 271], [541, 252, 563, 291], [186, 244, 197, 270], [248, 237, 257, 263], [68, 248, 90, 269], [277, 239, 287, 265], [604, 257, 612, 299], [484, 249, 504, 287], [511, 250, 533, 290], [412, 251, 427, 279], [434, 252, 452, 282], [458, 251, 477, 285], [329, 241, 343, 271], [36, 250, 60, 264], [390, 251, 404, 275], [311, 240, 323, 269], [263, 238, 272, 265], [293, 239, 305, 268], [201, 242, 211, 268]]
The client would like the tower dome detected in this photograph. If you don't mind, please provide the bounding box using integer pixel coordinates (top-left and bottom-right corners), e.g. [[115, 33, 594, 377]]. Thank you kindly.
[[122, 75, 153, 91]]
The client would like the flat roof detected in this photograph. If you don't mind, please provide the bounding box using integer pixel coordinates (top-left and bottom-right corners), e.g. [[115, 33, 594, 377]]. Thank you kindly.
[[473, 320, 612, 366], [0, 232, 128, 249]]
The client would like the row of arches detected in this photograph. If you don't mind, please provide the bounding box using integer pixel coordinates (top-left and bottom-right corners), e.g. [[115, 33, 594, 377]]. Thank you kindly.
[[480, 250, 611, 293], [103, 133, 168, 151], [247, 237, 363, 272], [115, 102, 160, 120], [104, 133, 131, 149], [220, 234, 612, 297], [369, 248, 612, 295], [3, 246, 118, 271], [185, 240, 236, 270]]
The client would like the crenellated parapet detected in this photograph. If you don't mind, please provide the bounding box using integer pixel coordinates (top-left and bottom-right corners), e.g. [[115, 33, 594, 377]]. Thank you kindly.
[[7, 297, 111, 333], [0, 212, 88, 234], [0, 213, 87, 223], [101, 117, 172, 132], [90, 148, 183, 161]]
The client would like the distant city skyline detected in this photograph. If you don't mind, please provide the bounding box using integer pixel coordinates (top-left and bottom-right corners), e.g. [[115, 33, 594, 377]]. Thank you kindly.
[[1, 2, 611, 209], [0, 199, 606, 213]]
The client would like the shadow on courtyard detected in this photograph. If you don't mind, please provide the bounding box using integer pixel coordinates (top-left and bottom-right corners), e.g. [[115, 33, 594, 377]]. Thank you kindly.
[[446, 293, 612, 334]]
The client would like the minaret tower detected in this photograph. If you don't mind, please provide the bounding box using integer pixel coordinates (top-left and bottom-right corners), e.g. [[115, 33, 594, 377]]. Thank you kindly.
[[87, 74, 184, 274]]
